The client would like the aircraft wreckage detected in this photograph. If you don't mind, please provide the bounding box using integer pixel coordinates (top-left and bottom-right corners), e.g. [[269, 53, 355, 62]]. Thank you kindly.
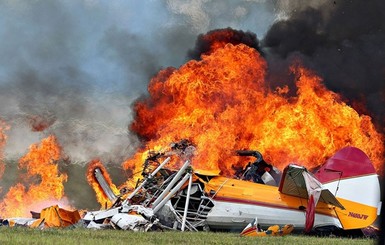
[[84, 140, 381, 236], [1, 140, 381, 237]]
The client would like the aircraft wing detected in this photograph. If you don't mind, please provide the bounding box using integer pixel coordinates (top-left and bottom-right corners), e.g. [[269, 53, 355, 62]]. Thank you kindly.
[[278, 164, 345, 210]]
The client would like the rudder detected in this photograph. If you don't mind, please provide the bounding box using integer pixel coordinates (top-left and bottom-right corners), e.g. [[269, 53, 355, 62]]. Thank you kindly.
[[314, 147, 381, 229]]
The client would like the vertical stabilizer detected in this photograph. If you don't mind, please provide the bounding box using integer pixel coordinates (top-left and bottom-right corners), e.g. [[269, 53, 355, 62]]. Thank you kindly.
[[314, 147, 381, 229]]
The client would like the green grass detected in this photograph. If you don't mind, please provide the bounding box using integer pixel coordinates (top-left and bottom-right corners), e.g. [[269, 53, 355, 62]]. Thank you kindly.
[[0, 227, 376, 245]]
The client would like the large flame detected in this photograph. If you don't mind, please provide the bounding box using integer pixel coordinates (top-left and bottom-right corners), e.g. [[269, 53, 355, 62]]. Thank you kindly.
[[0, 135, 69, 217], [123, 41, 384, 184]]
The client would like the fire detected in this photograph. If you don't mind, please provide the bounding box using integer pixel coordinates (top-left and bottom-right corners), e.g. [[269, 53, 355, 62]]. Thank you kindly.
[[86, 159, 119, 208], [0, 135, 69, 217], [0, 29, 382, 216], [124, 41, 384, 183]]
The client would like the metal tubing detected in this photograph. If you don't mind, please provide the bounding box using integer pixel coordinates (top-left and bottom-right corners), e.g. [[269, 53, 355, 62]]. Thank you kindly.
[[151, 160, 190, 207], [94, 168, 117, 202], [153, 173, 190, 213], [181, 173, 193, 231], [124, 157, 171, 202]]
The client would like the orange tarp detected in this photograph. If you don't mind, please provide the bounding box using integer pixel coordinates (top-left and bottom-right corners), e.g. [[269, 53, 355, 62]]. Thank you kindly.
[[31, 205, 81, 228]]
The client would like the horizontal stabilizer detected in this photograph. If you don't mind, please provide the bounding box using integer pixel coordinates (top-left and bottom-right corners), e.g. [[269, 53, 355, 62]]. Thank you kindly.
[[278, 165, 344, 209]]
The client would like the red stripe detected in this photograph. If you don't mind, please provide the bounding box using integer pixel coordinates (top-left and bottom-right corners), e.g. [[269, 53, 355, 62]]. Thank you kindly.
[[241, 227, 256, 236], [305, 194, 315, 233]]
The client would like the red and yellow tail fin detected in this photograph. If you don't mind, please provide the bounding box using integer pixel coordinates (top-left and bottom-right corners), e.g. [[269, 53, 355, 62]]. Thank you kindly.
[[314, 147, 381, 230]]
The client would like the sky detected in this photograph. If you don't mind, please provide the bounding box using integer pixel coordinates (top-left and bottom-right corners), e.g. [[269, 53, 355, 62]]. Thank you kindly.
[[0, 0, 384, 164]]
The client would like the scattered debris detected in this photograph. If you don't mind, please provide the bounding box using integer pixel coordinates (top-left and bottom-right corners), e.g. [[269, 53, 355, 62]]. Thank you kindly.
[[240, 217, 294, 237], [1, 205, 80, 229]]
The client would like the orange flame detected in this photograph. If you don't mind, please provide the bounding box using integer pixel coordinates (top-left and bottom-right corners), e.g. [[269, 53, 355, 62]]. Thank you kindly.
[[0, 135, 69, 217], [86, 159, 118, 208], [124, 42, 384, 184]]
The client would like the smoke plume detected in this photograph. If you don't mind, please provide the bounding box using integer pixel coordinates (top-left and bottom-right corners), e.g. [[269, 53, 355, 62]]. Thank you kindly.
[[263, 0, 385, 131]]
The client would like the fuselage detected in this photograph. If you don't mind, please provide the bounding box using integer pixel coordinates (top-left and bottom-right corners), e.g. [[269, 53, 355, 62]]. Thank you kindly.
[[203, 176, 341, 231]]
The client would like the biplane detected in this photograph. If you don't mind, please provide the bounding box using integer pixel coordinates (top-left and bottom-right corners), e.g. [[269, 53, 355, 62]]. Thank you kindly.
[[89, 141, 381, 235]]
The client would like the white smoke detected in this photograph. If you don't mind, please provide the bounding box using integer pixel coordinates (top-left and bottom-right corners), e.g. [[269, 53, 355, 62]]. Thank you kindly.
[[0, 0, 277, 163]]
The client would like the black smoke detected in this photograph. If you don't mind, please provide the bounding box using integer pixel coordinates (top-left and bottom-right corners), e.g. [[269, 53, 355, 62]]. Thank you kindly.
[[188, 27, 263, 59], [262, 0, 385, 131]]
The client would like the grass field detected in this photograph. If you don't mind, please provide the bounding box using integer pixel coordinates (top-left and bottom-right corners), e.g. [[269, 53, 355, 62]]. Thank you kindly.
[[0, 227, 376, 245]]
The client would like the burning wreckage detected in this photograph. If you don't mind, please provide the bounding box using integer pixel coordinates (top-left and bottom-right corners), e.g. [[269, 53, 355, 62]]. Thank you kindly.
[[1, 140, 381, 237]]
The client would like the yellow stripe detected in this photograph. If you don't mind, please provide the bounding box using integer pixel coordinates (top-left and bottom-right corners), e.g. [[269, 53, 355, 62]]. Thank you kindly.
[[334, 197, 378, 230]]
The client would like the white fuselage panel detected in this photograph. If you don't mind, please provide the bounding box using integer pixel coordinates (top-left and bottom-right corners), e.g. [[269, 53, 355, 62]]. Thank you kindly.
[[206, 200, 341, 231]]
